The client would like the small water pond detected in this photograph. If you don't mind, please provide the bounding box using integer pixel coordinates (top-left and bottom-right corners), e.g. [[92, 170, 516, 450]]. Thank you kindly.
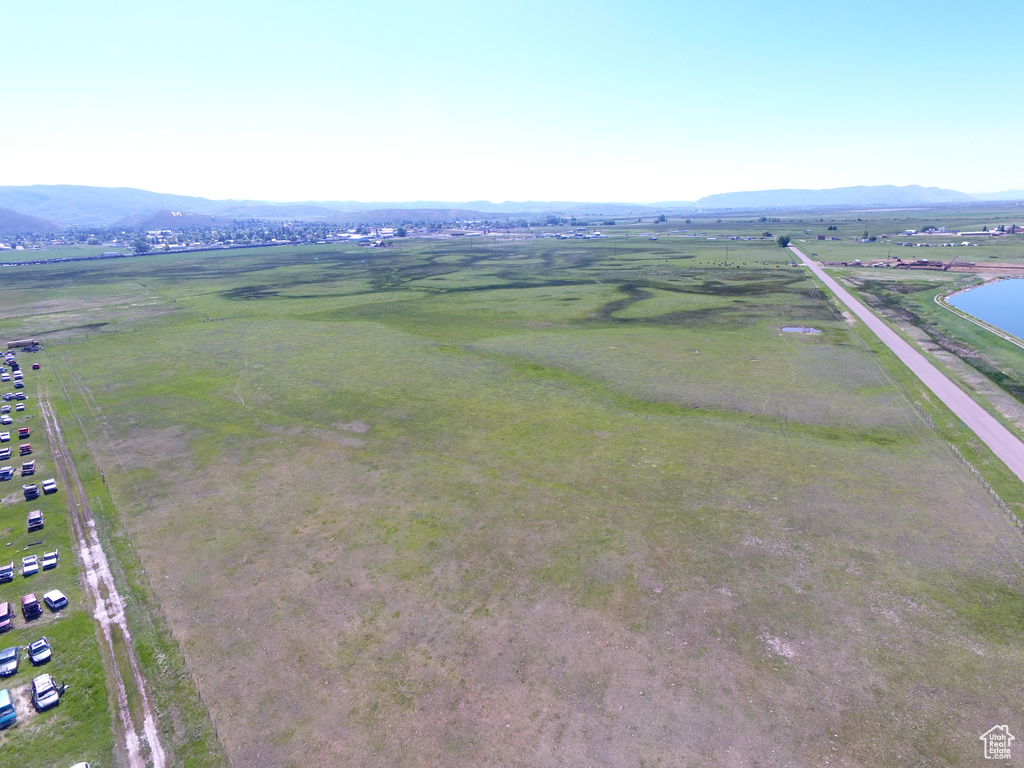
[[947, 279, 1024, 340]]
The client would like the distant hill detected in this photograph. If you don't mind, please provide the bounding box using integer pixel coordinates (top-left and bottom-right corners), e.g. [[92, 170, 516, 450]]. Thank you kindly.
[[969, 190, 1024, 201], [114, 210, 224, 229], [0, 206, 62, 235], [0, 185, 687, 227], [0, 185, 218, 227], [317, 208, 520, 225], [1, 183, 1017, 229], [696, 185, 975, 209]]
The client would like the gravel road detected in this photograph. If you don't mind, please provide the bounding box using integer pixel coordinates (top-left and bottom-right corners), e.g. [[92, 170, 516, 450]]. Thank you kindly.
[[790, 244, 1024, 484]]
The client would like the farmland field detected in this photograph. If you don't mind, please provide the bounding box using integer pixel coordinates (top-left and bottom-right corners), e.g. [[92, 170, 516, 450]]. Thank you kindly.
[[1, 233, 1022, 767]]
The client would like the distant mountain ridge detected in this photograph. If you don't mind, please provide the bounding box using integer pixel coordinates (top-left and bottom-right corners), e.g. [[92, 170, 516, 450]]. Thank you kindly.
[[695, 185, 980, 209], [969, 190, 1024, 201], [0, 184, 1022, 231], [0, 185, 679, 228]]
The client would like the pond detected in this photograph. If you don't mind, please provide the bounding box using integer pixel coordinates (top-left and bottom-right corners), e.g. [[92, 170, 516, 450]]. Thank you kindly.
[[947, 279, 1024, 340]]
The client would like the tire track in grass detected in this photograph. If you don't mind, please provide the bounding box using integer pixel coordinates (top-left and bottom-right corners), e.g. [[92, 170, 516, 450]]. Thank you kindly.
[[40, 396, 167, 768]]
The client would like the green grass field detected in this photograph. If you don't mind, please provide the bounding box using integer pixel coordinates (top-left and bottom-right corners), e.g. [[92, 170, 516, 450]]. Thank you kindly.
[[0, 233, 1022, 767]]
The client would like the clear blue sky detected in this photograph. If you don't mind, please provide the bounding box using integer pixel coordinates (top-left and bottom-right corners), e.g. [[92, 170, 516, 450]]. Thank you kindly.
[[2, 0, 1020, 203]]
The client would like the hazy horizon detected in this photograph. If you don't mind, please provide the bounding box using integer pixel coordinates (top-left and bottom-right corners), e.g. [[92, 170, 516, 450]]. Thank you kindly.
[[4, 1, 1021, 203]]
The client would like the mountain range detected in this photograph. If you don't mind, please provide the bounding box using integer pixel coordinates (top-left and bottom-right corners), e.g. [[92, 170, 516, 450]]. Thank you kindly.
[[0, 184, 1022, 233]]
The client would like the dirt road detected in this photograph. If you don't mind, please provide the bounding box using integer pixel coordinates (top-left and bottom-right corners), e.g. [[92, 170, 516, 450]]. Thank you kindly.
[[40, 397, 167, 768], [790, 244, 1024, 484]]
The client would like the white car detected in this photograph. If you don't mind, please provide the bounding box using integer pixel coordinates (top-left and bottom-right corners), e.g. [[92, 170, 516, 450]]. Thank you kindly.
[[14, 404, 24, 412], [31, 673, 60, 711], [27, 636, 51, 665], [0, 417, 12, 426], [42, 478, 58, 494], [22, 555, 39, 577], [43, 590, 67, 611], [41, 551, 58, 570], [0, 432, 10, 443]]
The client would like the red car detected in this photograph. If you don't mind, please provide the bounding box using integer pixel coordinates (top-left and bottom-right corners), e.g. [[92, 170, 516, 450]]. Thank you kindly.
[[18, 428, 29, 439], [21, 594, 41, 620]]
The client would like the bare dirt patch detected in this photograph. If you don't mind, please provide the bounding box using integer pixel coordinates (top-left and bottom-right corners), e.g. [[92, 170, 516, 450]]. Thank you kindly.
[[9, 682, 37, 724], [336, 420, 370, 433]]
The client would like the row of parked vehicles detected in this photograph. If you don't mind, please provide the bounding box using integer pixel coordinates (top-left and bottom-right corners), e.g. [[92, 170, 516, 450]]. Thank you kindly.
[[0, 590, 68, 722], [0, 355, 72, 725]]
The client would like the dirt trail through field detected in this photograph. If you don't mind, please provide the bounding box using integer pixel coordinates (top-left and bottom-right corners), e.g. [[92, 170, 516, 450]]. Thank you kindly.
[[791, 244, 1024, 484], [40, 397, 167, 768]]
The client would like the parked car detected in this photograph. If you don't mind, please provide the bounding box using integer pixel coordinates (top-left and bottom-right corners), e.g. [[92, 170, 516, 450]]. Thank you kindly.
[[19, 444, 31, 456], [23, 483, 39, 499], [0, 405, 8, 414], [41, 551, 58, 570], [0, 466, 13, 481], [14, 393, 26, 400], [31, 363, 39, 370], [18, 428, 30, 439], [0, 602, 13, 632], [22, 460, 35, 476], [42, 478, 57, 494], [0, 646, 19, 677], [32, 673, 60, 711], [22, 555, 39, 577], [23, 593, 43, 619], [42, 590, 67, 612], [0, 394, 12, 402], [28, 509, 43, 531], [0, 374, 8, 383], [0, 448, 10, 461], [0, 432, 10, 443], [14, 403, 23, 412], [0, 417, 11, 426], [0, 688, 16, 729], [27, 636, 51, 665], [12, 381, 23, 389], [0, 564, 13, 584]]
